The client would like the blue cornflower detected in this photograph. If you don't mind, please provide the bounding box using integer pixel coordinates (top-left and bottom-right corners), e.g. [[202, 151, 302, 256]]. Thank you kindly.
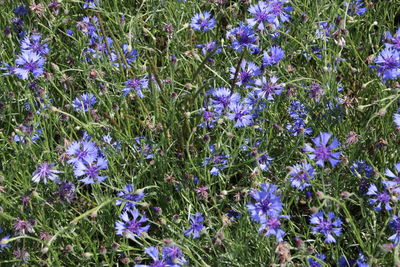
[[308, 253, 326, 267], [133, 137, 154, 159], [72, 93, 97, 112], [288, 162, 315, 190], [350, 160, 375, 178], [190, 12, 215, 32], [83, 0, 99, 9], [266, 0, 293, 28], [371, 47, 400, 80], [310, 211, 342, 243], [56, 181, 76, 203], [303, 132, 341, 168], [14, 51, 45, 80], [262, 46, 284, 67], [122, 44, 138, 65], [202, 145, 229, 176], [135, 246, 187, 267], [257, 154, 274, 172], [384, 27, 400, 50], [74, 156, 108, 184], [254, 76, 283, 101], [122, 77, 149, 98], [383, 163, 400, 194], [258, 215, 288, 241], [115, 209, 150, 239], [20, 34, 49, 56], [198, 109, 217, 129], [14, 4, 28, 17], [0, 227, 11, 253], [394, 113, 400, 128], [316, 22, 334, 41], [226, 22, 259, 53], [116, 184, 145, 210], [230, 60, 261, 88], [76, 16, 100, 38], [67, 140, 99, 165], [227, 102, 253, 127], [209, 87, 240, 112], [196, 41, 221, 55], [389, 216, 400, 246], [247, 2, 270, 31], [184, 213, 204, 239], [366, 184, 393, 212], [32, 162, 61, 184], [344, 0, 367, 16], [226, 209, 241, 221], [247, 183, 283, 222], [339, 253, 369, 267]]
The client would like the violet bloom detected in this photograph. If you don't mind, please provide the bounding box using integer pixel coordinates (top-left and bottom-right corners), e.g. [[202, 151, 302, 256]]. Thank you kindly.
[[389, 216, 400, 246], [133, 137, 154, 159], [383, 163, 400, 194], [259, 215, 288, 241], [115, 209, 150, 239], [266, 0, 293, 28], [310, 211, 342, 243], [198, 110, 217, 129], [183, 213, 204, 239], [72, 93, 97, 112], [74, 156, 108, 184], [67, 140, 99, 165], [83, 0, 99, 9], [344, 0, 367, 16], [367, 184, 393, 212], [247, 2, 270, 31], [32, 162, 61, 184], [247, 183, 283, 222], [394, 113, 400, 128], [384, 27, 400, 50], [308, 253, 326, 267], [227, 102, 253, 127], [135, 246, 187, 267], [229, 60, 260, 88], [14, 51, 45, 80], [371, 47, 400, 80], [202, 144, 229, 176], [0, 227, 11, 252], [190, 12, 215, 32], [303, 132, 341, 168], [20, 34, 49, 55], [288, 162, 315, 190], [56, 181, 76, 203], [257, 154, 274, 172], [122, 77, 149, 98], [196, 41, 221, 55], [116, 184, 145, 210], [262, 46, 284, 67], [209, 87, 240, 112], [254, 76, 283, 101], [226, 22, 259, 53]]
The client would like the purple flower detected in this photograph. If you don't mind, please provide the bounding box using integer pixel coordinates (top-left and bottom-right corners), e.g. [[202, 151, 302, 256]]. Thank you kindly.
[[389, 216, 400, 246], [366, 184, 393, 212], [56, 181, 76, 203], [384, 27, 400, 51], [0, 227, 11, 252], [344, 0, 367, 16], [198, 110, 217, 129], [122, 77, 149, 98], [371, 47, 400, 80], [226, 22, 259, 53], [135, 246, 187, 267], [133, 137, 154, 159], [115, 209, 150, 239], [254, 76, 283, 101], [72, 93, 97, 112], [383, 163, 400, 194], [247, 2, 271, 31], [183, 213, 204, 239], [20, 34, 49, 56], [230, 60, 260, 88], [316, 22, 334, 41], [74, 156, 108, 184], [257, 154, 274, 172], [196, 41, 221, 55], [32, 162, 61, 184], [190, 12, 215, 32], [262, 46, 284, 67], [308, 253, 326, 267], [310, 211, 342, 243], [227, 102, 253, 127], [14, 51, 45, 80], [209, 87, 240, 112], [288, 162, 315, 190], [83, 0, 99, 9], [394, 113, 400, 128], [116, 184, 145, 210], [247, 183, 283, 222], [14, 4, 28, 17], [67, 140, 99, 165], [303, 132, 341, 167], [202, 144, 229, 176], [259, 215, 288, 241]]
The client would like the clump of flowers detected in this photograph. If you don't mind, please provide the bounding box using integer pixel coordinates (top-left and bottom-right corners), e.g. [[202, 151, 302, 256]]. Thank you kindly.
[[286, 101, 312, 136]]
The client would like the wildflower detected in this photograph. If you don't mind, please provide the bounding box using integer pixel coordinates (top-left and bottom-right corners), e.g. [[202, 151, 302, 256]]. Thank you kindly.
[[316, 22, 334, 41], [303, 132, 341, 167], [122, 77, 149, 98], [183, 213, 204, 239], [247, 2, 270, 31], [227, 102, 253, 127], [262, 46, 284, 67], [308, 253, 326, 267], [72, 93, 97, 112], [209, 87, 240, 112], [254, 76, 283, 101], [74, 156, 108, 184], [133, 137, 154, 159], [257, 154, 274, 172], [56, 181, 76, 203], [247, 183, 283, 222], [366, 184, 393, 212], [259, 215, 288, 241], [288, 162, 315, 190], [344, 0, 367, 16], [383, 163, 400, 194], [14, 51, 45, 80], [350, 160, 374, 178], [14, 4, 28, 17], [196, 41, 221, 55], [14, 220, 34, 235], [116, 184, 145, 210], [198, 110, 217, 129], [384, 27, 400, 50], [230, 60, 260, 88], [388, 216, 400, 246], [83, 0, 99, 9], [267, 0, 293, 28], [13, 249, 30, 264], [32, 162, 61, 184], [226, 22, 259, 53], [66, 140, 99, 165], [202, 145, 229, 176], [310, 211, 342, 243], [20, 34, 49, 56], [371, 47, 400, 80], [162, 246, 187, 266], [394, 113, 400, 128], [115, 209, 150, 239], [0, 227, 11, 252], [190, 12, 215, 32]]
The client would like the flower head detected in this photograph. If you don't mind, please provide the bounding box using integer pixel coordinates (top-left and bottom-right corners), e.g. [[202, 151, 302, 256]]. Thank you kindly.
[[226, 22, 259, 53], [303, 132, 341, 167], [122, 77, 149, 98], [14, 51, 45, 80], [262, 46, 284, 67], [310, 211, 342, 243], [115, 209, 150, 239], [254, 76, 283, 101], [116, 184, 145, 210], [288, 162, 315, 190], [0, 227, 11, 252], [383, 163, 400, 194], [67, 140, 99, 165], [209, 87, 240, 112], [32, 162, 61, 184], [367, 184, 393, 212], [74, 156, 108, 184], [247, 183, 283, 222], [72, 93, 97, 112], [190, 12, 215, 32], [227, 102, 253, 127], [371, 47, 400, 80], [183, 213, 204, 239]]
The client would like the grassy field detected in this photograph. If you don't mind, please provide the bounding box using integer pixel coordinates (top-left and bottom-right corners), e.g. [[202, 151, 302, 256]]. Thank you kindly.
[[0, 0, 400, 266]]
